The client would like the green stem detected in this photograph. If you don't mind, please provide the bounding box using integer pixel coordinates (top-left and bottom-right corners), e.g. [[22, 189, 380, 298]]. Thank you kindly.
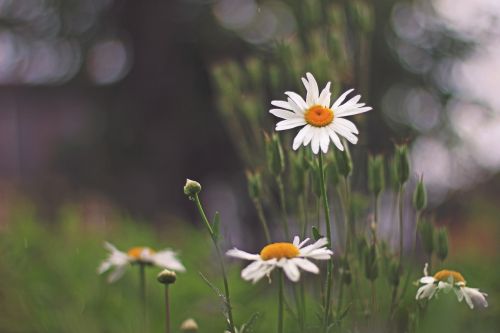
[[318, 153, 333, 332], [398, 184, 405, 266], [398, 211, 421, 303], [193, 193, 236, 333], [254, 198, 271, 243], [164, 285, 171, 333], [278, 270, 285, 333], [276, 175, 290, 238], [139, 264, 148, 332]]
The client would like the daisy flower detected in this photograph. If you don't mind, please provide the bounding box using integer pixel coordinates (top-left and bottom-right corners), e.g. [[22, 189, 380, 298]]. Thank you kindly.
[[416, 263, 488, 309], [270, 72, 372, 154], [226, 236, 333, 283], [98, 242, 186, 283]]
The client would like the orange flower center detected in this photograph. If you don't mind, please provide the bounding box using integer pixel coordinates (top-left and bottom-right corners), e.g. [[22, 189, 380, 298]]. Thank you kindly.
[[433, 270, 465, 284], [304, 105, 334, 127], [127, 247, 155, 260], [260, 242, 300, 261]]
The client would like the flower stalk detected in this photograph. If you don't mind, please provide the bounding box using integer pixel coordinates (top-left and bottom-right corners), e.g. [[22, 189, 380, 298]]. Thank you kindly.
[[318, 153, 333, 331], [191, 190, 236, 333]]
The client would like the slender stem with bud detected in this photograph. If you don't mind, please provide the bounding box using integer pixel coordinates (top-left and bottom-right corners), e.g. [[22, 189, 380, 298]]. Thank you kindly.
[[193, 193, 236, 333], [318, 153, 333, 332], [253, 198, 271, 243]]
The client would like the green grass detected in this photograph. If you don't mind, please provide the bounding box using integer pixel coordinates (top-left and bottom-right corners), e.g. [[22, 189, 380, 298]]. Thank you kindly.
[[0, 201, 498, 333]]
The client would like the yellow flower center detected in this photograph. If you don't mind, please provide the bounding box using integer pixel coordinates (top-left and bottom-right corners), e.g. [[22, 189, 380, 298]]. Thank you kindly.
[[260, 242, 300, 261], [433, 270, 465, 284], [127, 247, 155, 259], [305, 105, 334, 127]]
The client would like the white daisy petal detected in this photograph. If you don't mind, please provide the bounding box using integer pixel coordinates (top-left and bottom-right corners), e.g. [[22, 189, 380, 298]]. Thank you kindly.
[[416, 284, 437, 300], [334, 117, 359, 134], [152, 250, 186, 272], [454, 288, 464, 302], [320, 127, 330, 153], [462, 287, 488, 309], [332, 89, 354, 109], [270, 108, 301, 119], [327, 126, 344, 151], [332, 123, 358, 144], [302, 126, 315, 146], [318, 82, 331, 107], [276, 118, 307, 131], [293, 236, 300, 247], [298, 238, 310, 248], [285, 91, 308, 110], [305, 72, 319, 104], [420, 276, 435, 284], [293, 125, 312, 150], [311, 130, 320, 154], [108, 265, 127, 283], [336, 106, 372, 118], [281, 260, 301, 282], [291, 258, 319, 274], [227, 248, 260, 261], [241, 261, 266, 281], [271, 100, 294, 111]]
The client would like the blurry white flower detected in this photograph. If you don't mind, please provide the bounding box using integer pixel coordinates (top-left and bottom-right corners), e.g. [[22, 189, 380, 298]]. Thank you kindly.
[[270, 72, 371, 154], [416, 263, 488, 309], [226, 236, 333, 283], [98, 242, 186, 283]]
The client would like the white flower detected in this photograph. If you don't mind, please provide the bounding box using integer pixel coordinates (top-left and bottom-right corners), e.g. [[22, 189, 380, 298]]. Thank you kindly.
[[226, 236, 333, 283], [270, 72, 372, 154], [98, 242, 186, 283], [416, 263, 488, 309]]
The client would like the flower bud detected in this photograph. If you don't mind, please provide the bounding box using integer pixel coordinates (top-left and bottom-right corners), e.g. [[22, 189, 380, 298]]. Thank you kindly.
[[364, 243, 378, 281], [180, 318, 199, 332], [348, 1, 374, 33], [334, 144, 352, 177], [264, 132, 285, 176], [157, 269, 176, 285], [246, 170, 262, 200], [413, 176, 427, 211], [418, 219, 434, 256], [387, 259, 401, 287], [393, 145, 410, 186], [184, 179, 202, 198], [368, 154, 385, 195], [436, 227, 449, 261]]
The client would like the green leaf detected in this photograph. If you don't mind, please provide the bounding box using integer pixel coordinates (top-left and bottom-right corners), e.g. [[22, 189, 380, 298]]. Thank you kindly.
[[240, 313, 260, 333]]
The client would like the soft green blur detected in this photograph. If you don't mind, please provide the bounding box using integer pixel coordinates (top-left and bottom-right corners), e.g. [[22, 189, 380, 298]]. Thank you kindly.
[[0, 199, 498, 333]]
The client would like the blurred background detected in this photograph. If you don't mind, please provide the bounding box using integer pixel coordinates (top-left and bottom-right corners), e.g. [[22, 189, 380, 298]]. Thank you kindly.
[[0, 0, 499, 332]]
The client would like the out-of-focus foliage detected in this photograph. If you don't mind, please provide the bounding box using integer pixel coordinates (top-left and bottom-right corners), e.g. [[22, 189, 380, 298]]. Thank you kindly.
[[0, 200, 498, 332]]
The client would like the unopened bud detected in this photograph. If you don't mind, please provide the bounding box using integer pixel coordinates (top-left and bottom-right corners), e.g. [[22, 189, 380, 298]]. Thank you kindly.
[[157, 269, 177, 285], [184, 179, 202, 198], [393, 145, 410, 186], [264, 133, 285, 176], [387, 259, 401, 287], [334, 144, 352, 177], [364, 243, 378, 281], [368, 155, 385, 195], [180, 318, 199, 332], [419, 220, 434, 256], [413, 176, 427, 211], [246, 170, 262, 200], [436, 228, 449, 261]]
